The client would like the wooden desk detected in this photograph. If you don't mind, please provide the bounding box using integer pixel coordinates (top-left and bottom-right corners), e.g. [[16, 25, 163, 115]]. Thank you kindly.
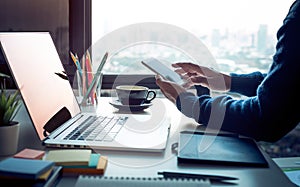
[[12, 97, 295, 187]]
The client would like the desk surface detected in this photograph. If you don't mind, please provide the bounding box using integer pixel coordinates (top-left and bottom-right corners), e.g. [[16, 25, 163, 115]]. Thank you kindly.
[[11, 97, 295, 187]]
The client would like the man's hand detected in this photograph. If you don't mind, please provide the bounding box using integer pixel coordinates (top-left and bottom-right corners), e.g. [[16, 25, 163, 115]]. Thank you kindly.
[[155, 75, 188, 103], [173, 62, 231, 92]]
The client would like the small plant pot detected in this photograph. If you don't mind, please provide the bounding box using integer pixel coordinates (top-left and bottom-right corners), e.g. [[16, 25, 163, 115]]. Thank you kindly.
[[0, 122, 20, 156]]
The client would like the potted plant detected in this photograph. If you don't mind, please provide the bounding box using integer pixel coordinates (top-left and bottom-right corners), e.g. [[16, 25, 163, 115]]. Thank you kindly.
[[0, 72, 21, 156]]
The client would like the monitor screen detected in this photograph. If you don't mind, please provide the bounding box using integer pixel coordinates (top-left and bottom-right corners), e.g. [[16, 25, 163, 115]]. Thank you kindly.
[[0, 32, 81, 140]]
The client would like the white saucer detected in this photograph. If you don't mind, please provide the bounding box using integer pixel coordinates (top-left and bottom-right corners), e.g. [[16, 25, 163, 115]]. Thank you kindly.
[[109, 100, 152, 111]]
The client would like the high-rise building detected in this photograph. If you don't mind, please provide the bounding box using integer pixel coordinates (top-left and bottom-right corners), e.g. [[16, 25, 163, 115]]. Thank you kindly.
[[257, 24, 268, 53]]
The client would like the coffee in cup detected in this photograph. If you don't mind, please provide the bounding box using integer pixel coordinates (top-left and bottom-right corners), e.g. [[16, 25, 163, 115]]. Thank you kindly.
[[116, 85, 156, 105]]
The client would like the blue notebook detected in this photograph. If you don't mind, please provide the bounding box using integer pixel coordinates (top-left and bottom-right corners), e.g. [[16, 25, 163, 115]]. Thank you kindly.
[[0, 157, 55, 180]]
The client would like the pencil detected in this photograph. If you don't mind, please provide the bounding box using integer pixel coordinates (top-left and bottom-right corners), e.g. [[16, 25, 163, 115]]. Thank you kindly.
[[70, 51, 82, 76], [85, 51, 94, 104]]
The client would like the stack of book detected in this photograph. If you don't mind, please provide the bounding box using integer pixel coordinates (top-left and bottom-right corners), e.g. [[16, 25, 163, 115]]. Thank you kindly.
[[0, 157, 62, 187], [45, 149, 107, 175]]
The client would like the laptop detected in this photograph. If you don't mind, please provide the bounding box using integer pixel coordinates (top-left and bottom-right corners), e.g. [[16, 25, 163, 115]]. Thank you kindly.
[[0, 32, 170, 152]]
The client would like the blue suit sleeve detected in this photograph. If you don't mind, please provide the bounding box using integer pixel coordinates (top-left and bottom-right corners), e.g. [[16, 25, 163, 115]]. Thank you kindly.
[[229, 72, 266, 97]]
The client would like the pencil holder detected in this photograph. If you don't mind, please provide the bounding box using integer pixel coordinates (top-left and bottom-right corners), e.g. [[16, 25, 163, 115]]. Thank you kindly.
[[74, 70, 103, 106]]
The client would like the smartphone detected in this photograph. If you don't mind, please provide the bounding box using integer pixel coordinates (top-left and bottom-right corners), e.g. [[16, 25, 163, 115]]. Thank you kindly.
[[141, 57, 186, 85]]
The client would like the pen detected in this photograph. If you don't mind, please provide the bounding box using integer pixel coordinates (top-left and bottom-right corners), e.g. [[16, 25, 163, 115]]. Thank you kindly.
[[81, 52, 108, 105], [157, 171, 238, 182]]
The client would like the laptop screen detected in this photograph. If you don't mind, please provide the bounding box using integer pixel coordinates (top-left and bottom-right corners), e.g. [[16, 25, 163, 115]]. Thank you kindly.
[[0, 32, 81, 140]]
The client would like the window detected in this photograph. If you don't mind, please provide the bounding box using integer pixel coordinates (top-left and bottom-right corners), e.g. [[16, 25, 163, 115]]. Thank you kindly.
[[92, 0, 294, 76]]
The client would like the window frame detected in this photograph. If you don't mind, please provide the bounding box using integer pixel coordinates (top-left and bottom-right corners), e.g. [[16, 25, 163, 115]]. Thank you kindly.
[[102, 74, 158, 89]]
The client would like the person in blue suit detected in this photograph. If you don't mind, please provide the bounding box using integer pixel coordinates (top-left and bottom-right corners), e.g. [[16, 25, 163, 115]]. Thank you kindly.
[[156, 0, 300, 142]]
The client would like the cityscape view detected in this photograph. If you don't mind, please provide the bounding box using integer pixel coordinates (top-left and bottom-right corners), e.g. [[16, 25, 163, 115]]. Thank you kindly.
[[101, 24, 274, 75], [92, 0, 294, 75]]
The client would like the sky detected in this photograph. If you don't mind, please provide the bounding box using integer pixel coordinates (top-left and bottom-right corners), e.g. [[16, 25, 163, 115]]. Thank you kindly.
[[92, 0, 295, 43]]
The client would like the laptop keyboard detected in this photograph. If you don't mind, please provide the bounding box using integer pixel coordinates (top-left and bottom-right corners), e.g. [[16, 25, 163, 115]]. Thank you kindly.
[[64, 115, 128, 142]]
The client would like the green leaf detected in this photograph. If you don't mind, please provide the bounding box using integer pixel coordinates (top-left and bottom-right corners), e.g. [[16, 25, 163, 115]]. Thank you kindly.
[[3, 106, 13, 124], [10, 100, 21, 121], [0, 88, 21, 126], [0, 92, 6, 109], [5, 90, 18, 109]]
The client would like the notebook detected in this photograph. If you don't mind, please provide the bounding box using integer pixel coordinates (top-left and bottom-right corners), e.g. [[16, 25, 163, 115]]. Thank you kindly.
[[178, 131, 268, 167], [74, 175, 211, 187], [0, 157, 54, 180], [0, 32, 170, 152], [45, 149, 92, 166]]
